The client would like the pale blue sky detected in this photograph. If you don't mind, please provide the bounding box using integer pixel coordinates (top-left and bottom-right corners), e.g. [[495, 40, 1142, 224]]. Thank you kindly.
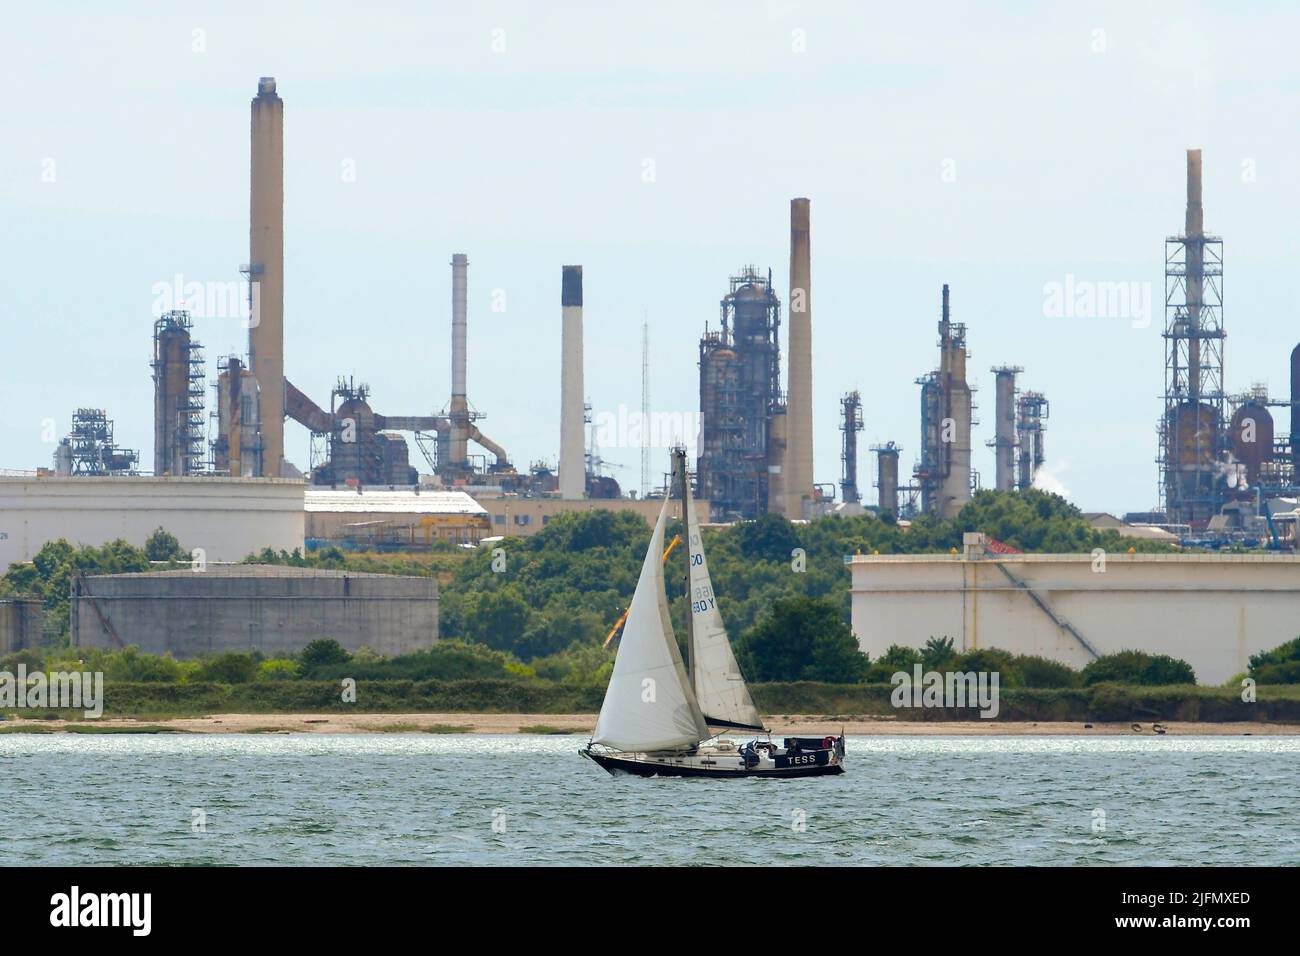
[[2, 1, 1297, 512]]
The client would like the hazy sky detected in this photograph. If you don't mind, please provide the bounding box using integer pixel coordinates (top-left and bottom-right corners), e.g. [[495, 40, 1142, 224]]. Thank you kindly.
[[2, 1, 1297, 513]]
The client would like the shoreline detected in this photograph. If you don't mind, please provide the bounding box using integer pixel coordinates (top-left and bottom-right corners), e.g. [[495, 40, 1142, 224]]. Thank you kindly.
[[1, 713, 1296, 735]]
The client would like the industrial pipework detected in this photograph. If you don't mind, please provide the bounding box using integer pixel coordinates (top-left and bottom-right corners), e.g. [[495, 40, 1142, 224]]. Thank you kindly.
[[914, 285, 972, 518]]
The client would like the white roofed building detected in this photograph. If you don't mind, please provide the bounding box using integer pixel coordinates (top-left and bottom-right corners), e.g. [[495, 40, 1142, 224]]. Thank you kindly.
[[305, 488, 489, 549]]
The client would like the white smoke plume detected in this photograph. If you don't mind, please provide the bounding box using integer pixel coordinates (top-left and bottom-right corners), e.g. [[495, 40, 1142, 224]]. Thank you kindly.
[[1032, 459, 1071, 499]]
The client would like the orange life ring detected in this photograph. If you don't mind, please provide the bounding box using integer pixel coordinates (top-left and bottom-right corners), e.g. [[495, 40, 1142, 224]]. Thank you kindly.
[[821, 735, 834, 750]]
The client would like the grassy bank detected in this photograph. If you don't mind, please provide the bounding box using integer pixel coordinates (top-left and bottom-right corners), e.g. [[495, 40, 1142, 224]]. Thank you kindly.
[[6, 679, 1300, 724]]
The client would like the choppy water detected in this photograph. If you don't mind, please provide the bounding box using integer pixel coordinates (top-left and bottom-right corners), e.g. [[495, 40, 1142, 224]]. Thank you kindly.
[[2, 734, 1296, 865]]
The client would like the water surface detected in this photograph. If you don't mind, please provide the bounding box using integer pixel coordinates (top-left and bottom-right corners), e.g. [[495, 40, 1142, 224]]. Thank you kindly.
[[2, 734, 1295, 865]]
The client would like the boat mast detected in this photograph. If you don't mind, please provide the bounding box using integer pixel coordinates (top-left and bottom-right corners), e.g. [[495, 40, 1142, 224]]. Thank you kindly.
[[676, 446, 696, 696]]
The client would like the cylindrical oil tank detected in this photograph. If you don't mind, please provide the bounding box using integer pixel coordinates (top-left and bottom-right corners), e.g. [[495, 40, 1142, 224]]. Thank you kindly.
[[1230, 401, 1274, 486]]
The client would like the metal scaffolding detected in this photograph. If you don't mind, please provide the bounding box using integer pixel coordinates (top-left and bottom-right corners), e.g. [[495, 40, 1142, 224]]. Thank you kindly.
[[66, 409, 138, 476], [697, 266, 783, 521], [1159, 232, 1225, 526], [152, 310, 206, 476]]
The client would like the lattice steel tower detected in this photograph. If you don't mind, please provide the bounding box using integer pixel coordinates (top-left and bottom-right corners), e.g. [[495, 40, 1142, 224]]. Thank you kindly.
[[1159, 148, 1226, 527]]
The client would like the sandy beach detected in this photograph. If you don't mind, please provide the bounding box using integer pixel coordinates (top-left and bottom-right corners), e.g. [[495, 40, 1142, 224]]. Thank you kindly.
[[1, 713, 1295, 735]]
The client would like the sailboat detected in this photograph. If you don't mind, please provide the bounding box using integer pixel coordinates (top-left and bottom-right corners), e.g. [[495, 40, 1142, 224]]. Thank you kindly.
[[581, 449, 845, 779]]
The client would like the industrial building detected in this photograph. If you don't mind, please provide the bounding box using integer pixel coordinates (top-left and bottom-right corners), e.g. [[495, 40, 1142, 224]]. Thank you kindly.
[[1157, 149, 1299, 534], [913, 285, 974, 518], [472, 494, 710, 538], [52, 409, 139, 477], [696, 199, 815, 523], [848, 533, 1300, 684], [152, 311, 206, 477], [71, 565, 438, 659], [986, 366, 1049, 493], [305, 488, 489, 548], [697, 265, 784, 521], [0, 477, 304, 571], [1081, 513, 1180, 544], [17, 74, 1300, 569], [171, 79, 523, 492]]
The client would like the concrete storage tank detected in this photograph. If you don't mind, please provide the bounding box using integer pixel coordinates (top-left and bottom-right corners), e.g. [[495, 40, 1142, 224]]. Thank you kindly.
[[1230, 400, 1274, 486], [71, 566, 438, 659]]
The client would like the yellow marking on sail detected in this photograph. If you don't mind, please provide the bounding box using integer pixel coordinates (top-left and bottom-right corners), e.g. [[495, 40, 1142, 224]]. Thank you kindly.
[[603, 534, 681, 648]]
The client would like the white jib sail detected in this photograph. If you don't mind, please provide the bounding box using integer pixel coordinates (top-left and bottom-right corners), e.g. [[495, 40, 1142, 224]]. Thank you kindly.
[[684, 474, 764, 730], [592, 496, 709, 752]]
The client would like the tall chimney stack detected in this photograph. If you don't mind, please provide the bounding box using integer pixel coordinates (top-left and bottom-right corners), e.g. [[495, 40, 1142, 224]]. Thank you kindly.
[[1291, 343, 1300, 472], [1185, 148, 1204, 399], [1185, 147, 1204, 237], [248, 76, 285, 477], [449, 253, 470, 466], [786, 198, 814, 519], [559, 266, 586, 499]]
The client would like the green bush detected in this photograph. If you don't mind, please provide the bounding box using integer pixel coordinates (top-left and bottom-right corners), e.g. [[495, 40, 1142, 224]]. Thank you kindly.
[[735, 595, 867, 683], [1248, 636, 1300, 684], [1081, 650, 1196, 687], [305, 640, 529, 682], [1015, 655, 1080, 689], [1253, 660, 1300, 685], [950, 648, 1022, 686], [0, 648, 45, 673], [257, 659, 300, 681], [297, 640, 351, 676], [192, 652, 259, 684], [144, 528, 186, 562], [921, 636, 956, 669], [100, 646, 186, 682]]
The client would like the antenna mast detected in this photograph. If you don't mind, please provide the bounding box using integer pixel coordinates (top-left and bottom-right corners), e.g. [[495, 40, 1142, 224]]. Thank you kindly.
[[641, 317, 651, 497]]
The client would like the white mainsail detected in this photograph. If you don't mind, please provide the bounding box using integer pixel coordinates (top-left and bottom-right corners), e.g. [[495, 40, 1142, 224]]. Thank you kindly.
[[683, 468, 764, 730], [592, 495, 709, 752]]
